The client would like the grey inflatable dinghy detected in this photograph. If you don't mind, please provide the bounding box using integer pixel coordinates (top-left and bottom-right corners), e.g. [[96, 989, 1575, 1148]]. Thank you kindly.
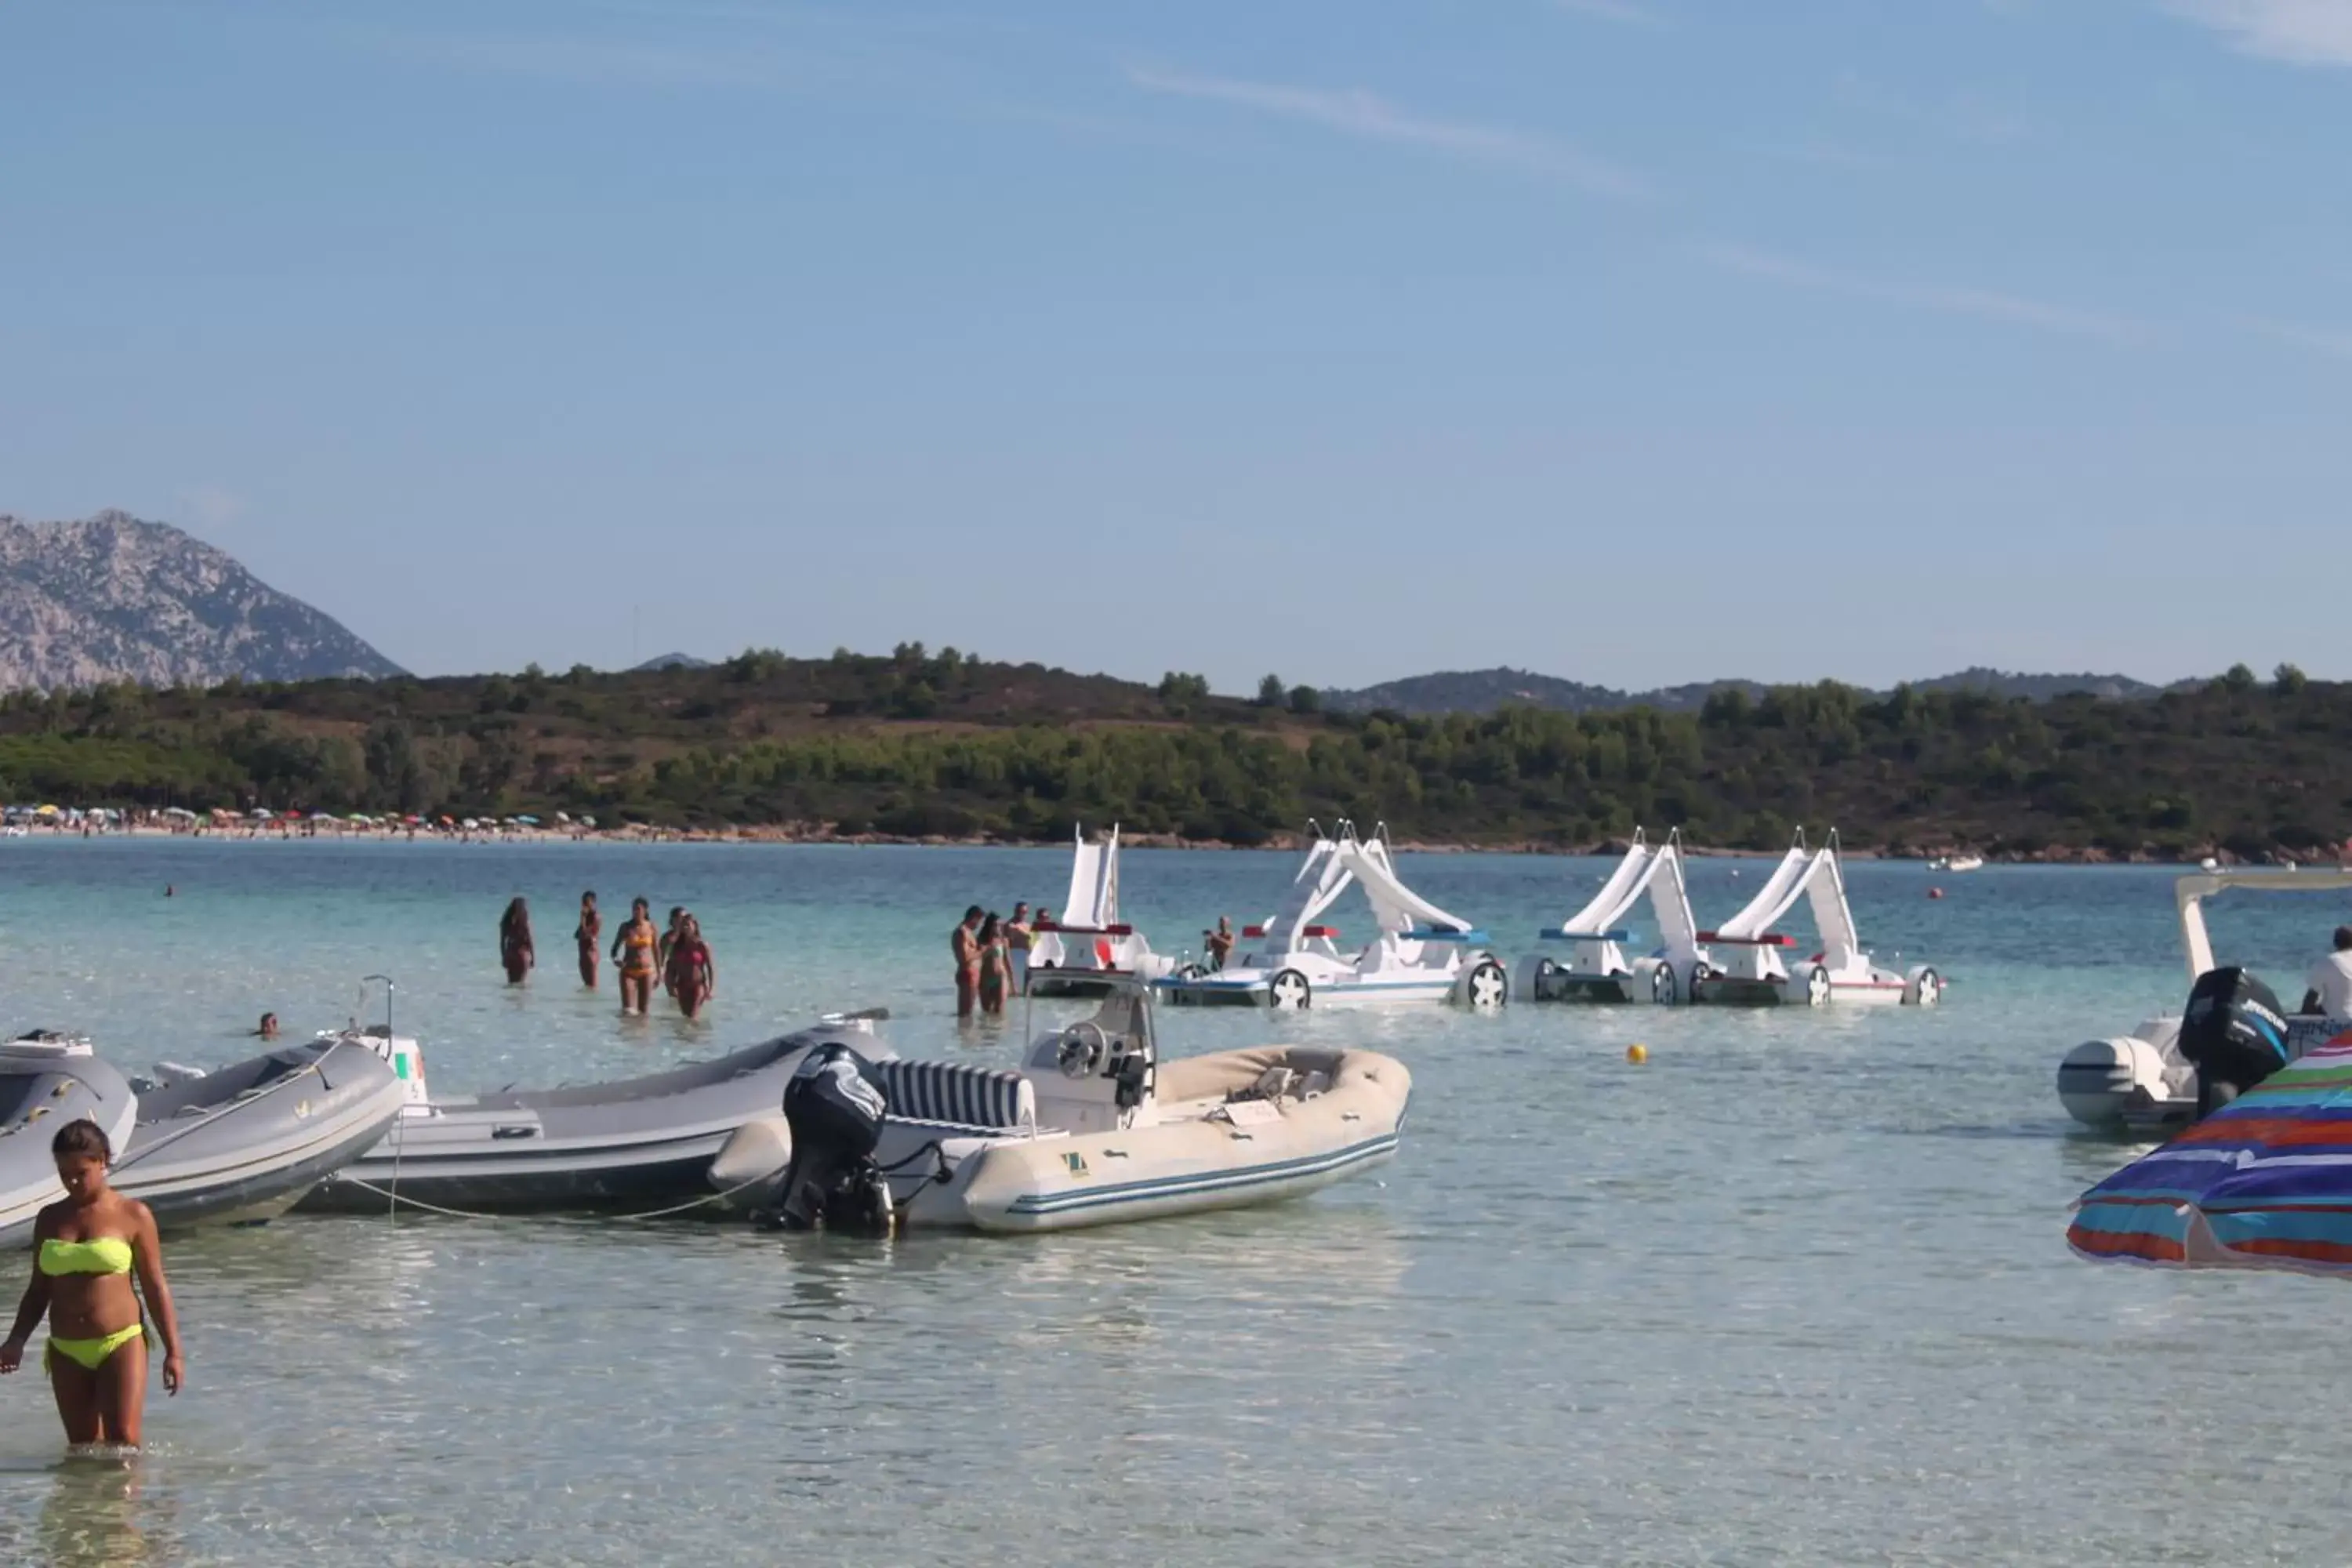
[[114, 1036, 406, 1231], [0, 1033, 138, 1249], [298, 1012, 895, 1214]]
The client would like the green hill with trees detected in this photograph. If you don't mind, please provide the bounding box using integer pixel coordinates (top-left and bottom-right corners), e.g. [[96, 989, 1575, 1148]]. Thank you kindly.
[[0, 648, 2342, 858]]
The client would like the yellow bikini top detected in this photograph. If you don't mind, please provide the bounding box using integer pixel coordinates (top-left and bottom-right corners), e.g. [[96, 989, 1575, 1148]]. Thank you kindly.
[[38, 1237, 132, 1277]]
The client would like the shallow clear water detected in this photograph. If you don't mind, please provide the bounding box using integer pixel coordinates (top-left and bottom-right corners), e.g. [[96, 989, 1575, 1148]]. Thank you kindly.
[[2, 840, 2349, 1566]]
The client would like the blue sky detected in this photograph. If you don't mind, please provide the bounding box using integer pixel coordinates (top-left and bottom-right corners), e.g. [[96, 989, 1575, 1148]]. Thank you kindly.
[[5, 0, 2351, 691]]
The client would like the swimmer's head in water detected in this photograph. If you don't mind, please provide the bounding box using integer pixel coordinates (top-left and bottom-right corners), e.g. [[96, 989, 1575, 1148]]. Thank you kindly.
[[52, 1119, 112, 1196], [260, 1012, 279, 1037]]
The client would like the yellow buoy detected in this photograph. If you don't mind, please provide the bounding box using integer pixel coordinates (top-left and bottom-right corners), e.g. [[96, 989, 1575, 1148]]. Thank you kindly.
[[1626, 1044, 1648, 1064]]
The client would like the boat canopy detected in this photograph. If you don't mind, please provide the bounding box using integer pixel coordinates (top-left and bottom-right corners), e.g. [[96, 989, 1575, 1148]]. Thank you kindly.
[[1546, 828, 1703, 960], [2174, 867, 2352, 982], [1703, 830, 1861, 966]]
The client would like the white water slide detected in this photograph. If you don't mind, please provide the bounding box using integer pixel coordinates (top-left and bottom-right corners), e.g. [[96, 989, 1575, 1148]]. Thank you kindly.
[[1026, 824, 1173, 994], [1340, 833, 1479, 939], [1707, 833, 1862, 968], [1520, 829, 1706, 1004], [1255, 830, 1354, 947]]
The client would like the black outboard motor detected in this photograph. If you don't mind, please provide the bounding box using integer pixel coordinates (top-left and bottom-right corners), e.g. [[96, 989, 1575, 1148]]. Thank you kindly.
[[2179, 966, 2291, 1116], [773, 1043, 894, 1234]]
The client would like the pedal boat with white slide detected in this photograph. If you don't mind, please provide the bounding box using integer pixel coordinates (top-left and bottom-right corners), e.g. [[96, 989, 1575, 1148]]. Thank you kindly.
[[1689, 831, 1941, 1007], [1154, 822, 1509, 1010], [1518, 828, 1709, 1004], [1024, 822, 1174, 996], [2056, 866, 2352, 1131], [710, 981, 1409, 1233], [298, 985, 895, 1214], [0, 1033, 137, 1249]]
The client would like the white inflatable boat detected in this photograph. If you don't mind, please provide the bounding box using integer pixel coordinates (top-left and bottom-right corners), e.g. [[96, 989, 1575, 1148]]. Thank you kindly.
[[1689, 830, 1940, 1007], [1155, 822, 1507, 1010], [2057, 867, 2352, 1130], [0, 1034, 138, 1249], [1519, 828, 1708, 1004], [711, 982, 1409, 1233]]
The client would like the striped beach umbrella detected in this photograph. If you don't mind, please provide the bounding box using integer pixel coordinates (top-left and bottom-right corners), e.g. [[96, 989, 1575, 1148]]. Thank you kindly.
[[2071, 1030, 2352, 1272]]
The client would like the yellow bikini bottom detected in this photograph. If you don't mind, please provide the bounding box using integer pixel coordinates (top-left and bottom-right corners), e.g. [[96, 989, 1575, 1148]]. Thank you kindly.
[[45, 1324, 144, 1373]]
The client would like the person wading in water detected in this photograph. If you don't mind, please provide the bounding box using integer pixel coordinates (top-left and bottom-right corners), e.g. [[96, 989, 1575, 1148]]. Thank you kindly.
[[574, 891, 602, 989], [499, 897, 535, 984], [2, 1120, 186, 1450], [952, 906, 983, 1019], [610, 898, 661, 1016], [669, 913, 717, 1019]]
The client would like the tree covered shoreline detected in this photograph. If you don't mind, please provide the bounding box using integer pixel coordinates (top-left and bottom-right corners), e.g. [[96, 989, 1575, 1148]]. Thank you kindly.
[[0, 648, 2342, 861]]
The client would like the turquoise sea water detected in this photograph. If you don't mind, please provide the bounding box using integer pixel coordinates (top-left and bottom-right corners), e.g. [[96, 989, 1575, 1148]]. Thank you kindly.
[[2, 839, 2349, 1566]]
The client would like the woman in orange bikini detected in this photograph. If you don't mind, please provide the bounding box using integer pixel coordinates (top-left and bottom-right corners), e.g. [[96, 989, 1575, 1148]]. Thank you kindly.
[[1, 1120, 185, 1450], [609, 896, 661, 1015]]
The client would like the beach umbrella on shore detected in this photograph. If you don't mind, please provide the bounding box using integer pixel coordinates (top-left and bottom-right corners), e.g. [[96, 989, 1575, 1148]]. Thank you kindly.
[[249, 808, 272, 819], [515, 815, 540, 826], [2071, 1030, 2352, 1273]]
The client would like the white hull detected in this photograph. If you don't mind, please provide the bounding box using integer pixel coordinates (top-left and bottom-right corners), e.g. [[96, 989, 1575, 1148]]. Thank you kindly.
[[905, 1044, 1410, 1232], [1156, 973, 1461, 1010]]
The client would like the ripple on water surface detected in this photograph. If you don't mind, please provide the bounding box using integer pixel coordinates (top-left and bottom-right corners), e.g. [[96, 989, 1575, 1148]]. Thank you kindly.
[[0, 842, 2347, 1564]]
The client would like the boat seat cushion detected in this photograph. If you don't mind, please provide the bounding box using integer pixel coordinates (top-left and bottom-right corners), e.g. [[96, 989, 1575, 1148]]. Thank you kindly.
[[875, 1060, 1033, 1131]]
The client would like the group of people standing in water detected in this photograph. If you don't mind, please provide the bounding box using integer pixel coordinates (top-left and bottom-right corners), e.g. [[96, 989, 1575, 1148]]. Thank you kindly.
[[498, 892, 717, 1018], [953, 902, 1038, 1018]]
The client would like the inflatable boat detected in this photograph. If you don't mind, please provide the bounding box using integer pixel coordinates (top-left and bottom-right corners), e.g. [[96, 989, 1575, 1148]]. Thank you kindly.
[[711, 982, 1410, 1233], [298, 1011, 892, 1214], [114, 1036, 406, 1230], [0, 1033, 137, 1248], [2058, 867, 2352, 1130]]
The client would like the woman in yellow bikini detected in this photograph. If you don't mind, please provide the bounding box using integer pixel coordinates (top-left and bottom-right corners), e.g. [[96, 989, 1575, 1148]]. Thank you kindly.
[[609, 896, 662, 1016], [0, 1120, 184, 1449]]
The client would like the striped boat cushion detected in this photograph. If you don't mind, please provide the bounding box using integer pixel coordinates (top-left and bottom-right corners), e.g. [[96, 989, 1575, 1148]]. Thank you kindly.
[[874, 1060, 1033, 1131]]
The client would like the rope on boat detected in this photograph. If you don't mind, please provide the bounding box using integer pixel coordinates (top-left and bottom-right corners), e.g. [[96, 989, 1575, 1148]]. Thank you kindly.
[[345, 1163, 792, 1225]]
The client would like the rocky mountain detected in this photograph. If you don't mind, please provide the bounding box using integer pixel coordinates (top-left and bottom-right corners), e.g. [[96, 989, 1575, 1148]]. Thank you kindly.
[[0, 511, 402, 690], [1321, 665, 2167, 716], [631, 652, 711, 672]]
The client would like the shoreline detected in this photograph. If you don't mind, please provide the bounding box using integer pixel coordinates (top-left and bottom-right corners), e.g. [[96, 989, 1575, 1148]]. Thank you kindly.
[[3, 822, 2318, 866]]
